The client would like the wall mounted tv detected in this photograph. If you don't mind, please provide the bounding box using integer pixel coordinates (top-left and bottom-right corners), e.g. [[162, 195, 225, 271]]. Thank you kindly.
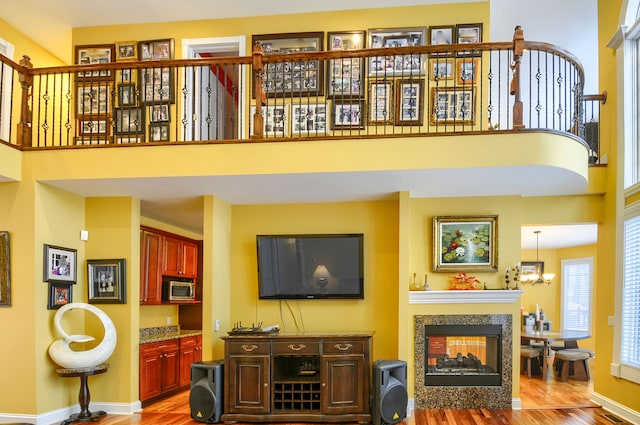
[[257, 234, 364, 299]]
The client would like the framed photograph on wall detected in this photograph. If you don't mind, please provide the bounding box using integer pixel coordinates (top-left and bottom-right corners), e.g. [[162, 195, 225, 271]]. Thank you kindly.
[[253, 32, 324, 98], [139, 67, 174, 104], [395, 79, 424, 126], [43, 244, 77, 283], [149, 122, 170, 141], [75, 44, 115, 79], [456, 58, 479, 85], [88, 259, 126, 304], [327, 31, 365, 98], [429, 58, 454, 81], [430, 86, 476, 125], [117, 83, 137, 107], [456, 23, 483, 56], [428, 25, 454, 56], [433, 215, 498, 272], [138, 39, 174, 61], [521, 261, 544, 279], [116, 41, 137, 61], [292, 104, 327, 135], [78, 115, 110, 137], [0, 231, 10, 307], [114, 107, 145, 135], [368, 80, 393, 125], [76, 84, 111, 116], [368, 27, 426, 76], [150, 104, 170, 122], [250, 104, 290, 137], [48, 282, 73, 310], [332, 100, 365, 130]]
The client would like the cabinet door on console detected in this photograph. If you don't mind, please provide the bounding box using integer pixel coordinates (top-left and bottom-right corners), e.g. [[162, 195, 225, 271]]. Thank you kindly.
[[321, 339, 367, 414], [227, 355, 270, 414]]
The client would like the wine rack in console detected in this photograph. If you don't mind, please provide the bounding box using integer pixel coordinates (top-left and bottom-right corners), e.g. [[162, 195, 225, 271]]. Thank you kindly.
[[221, 333, 372, 423]]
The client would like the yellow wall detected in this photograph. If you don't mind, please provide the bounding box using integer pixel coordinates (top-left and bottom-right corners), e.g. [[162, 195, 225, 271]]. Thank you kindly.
[[229, 200, 400, 362]]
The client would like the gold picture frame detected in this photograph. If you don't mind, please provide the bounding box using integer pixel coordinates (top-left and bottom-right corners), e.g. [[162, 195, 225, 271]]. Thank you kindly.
[[433, 215, 498, 272]]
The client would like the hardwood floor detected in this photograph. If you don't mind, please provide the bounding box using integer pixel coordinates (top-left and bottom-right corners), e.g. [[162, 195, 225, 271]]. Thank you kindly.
[[68, 358, 633, 425]]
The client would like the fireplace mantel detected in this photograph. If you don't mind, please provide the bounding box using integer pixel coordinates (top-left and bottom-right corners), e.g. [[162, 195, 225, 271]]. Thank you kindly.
[[409, 290, 523, 304]]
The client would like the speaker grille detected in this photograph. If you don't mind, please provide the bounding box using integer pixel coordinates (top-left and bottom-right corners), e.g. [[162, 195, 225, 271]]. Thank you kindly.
[[379, 376, 408, 424], [190, 378, 217, 422]]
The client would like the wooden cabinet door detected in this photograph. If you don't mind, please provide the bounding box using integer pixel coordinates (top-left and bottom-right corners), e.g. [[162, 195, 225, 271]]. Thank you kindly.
[[139, 343, 162, 401], [227, 355, 270, 414], [163, 235, 182, 277], [179, 336, 198, 388], [321, 355, 365, 414], [160, 341, 180, 393], [181, 240, 198, 278], [140, 229, 163, 305]]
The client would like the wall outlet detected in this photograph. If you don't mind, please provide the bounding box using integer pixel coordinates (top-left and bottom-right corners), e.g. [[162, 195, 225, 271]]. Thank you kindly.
[[215, 319, 220, 332], [166, 317, 172, 325]]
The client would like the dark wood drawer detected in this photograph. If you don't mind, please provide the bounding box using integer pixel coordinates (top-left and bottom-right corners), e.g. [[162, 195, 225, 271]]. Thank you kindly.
[[322, 339, 365, 355], [228, 341, 270, 355], [272, 340, 320, 355]]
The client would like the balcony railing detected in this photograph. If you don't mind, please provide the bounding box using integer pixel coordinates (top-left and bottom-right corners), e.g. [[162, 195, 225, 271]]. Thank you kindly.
[[0, 27, 601, 155]]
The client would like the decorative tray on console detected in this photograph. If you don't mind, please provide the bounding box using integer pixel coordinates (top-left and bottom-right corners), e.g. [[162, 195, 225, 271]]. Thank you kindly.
[[228, 321, 280, 336]]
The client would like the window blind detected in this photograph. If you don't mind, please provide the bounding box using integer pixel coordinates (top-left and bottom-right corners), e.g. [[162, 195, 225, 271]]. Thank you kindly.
[[622, 215, 640, 369], [561, 258, 593, 332]]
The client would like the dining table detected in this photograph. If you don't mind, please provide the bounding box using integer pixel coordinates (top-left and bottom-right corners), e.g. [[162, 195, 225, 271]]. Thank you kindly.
[[521, 330, 592, 379]]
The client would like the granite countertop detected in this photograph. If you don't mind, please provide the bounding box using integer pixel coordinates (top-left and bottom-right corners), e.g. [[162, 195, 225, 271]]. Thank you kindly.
[[140, 325, 202, 344]]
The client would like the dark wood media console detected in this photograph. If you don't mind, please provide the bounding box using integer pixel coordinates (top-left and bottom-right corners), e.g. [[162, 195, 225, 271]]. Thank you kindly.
[[221, 332, 372, 423]]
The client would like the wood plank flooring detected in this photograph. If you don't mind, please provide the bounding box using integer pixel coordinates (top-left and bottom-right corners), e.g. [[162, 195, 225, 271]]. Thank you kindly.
[[63, 358, 634, 425]]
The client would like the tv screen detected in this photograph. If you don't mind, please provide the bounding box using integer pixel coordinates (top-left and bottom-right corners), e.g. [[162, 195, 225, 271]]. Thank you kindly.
[[257, 234, 364, 299]]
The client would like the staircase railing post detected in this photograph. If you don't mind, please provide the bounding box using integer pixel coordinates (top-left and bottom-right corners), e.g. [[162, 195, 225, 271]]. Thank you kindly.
[[251, 42, 265, 139], [511, 26, 525, 130], [17, 55, 33, 147]]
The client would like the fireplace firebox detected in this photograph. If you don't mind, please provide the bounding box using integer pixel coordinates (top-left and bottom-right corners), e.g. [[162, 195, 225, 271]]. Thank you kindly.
[[424, 324, 501, 386]]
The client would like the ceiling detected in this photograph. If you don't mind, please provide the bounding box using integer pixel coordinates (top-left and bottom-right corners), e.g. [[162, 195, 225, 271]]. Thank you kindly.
[[2, 0, 598, 247]]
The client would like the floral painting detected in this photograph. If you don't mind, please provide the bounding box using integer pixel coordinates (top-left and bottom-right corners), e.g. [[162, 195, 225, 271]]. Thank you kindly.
[[433, 215, 498, 272]]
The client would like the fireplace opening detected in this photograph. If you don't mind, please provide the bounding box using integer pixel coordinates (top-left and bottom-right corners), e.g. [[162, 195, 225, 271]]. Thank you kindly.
[[424, 324, 502, 386]]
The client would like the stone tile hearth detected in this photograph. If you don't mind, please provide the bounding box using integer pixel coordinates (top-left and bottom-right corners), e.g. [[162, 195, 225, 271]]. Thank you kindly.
[[413, 314, 513, 409]]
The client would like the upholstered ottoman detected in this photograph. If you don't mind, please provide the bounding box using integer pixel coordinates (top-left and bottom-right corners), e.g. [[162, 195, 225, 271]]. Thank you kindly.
[[555, 349, 591, 381], [521, 346, 544, 379]]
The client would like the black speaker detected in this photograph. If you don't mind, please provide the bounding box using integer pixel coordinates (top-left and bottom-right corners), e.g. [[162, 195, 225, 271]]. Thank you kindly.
[[372, 360, 408, 425], [190, 360, 224, 423]]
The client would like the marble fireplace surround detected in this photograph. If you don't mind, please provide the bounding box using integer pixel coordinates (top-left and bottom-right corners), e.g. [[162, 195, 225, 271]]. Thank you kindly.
[[411, 290, 522, 410]]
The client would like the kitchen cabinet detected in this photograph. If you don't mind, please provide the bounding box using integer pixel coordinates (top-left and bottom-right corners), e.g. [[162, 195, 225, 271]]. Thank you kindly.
[[140, 228, 163, 305], [163, 235, 198, 278], [139, 339, 180, 402], [179, 335, 202, 387], [221, 333, 372, 423], [140, 226, 200, 305]]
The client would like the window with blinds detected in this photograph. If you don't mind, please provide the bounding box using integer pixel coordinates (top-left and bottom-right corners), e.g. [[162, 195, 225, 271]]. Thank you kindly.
[[622, 215, 640, 373], [561, 258, 593, 333]]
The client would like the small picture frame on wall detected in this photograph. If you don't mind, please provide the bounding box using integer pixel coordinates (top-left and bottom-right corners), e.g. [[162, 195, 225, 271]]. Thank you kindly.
[[249, 104, 290, 137], [429, 58, 454, 81], [116, 41, 137, 61], [88, 259, 126, 304], [395, 79, 424, 126], [138, 39, 174, 61], [43, 244, 77, 283], [75, 44, 115, 80], [433, 215, 498, 272], [149, 122, 170, 141], [332, 100, 365, 130], [368, 80, 393, 125], [48, 282, 73, 310], [327, 30, 365, 98], [456, 23, 483, 56], [521, 261, 544, 279], [456, 58, 479, 85], [428, 25, 454, 56]]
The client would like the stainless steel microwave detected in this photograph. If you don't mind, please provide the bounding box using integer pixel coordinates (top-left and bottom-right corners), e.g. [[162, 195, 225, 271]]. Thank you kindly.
[[164, 280, 195, 301]]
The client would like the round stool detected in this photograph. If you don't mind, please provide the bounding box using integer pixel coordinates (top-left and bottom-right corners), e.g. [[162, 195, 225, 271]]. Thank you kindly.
[[521, 346, 543, 379], [555, 349, 591, 381]]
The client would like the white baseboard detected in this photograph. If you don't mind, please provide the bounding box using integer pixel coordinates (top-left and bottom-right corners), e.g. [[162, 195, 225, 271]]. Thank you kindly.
[[591, 391, 640, 425], [512, 397, 522, 410], [0, 400, 142, 425]]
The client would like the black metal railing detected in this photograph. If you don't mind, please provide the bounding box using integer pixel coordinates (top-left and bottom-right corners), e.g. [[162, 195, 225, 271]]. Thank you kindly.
[[0, 27, 598, 154]]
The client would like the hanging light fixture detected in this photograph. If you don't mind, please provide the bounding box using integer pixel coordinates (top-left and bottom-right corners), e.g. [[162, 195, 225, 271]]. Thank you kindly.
[[521, 230, 555, 285]]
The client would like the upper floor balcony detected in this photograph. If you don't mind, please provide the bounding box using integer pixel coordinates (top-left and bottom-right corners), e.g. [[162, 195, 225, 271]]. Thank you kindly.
[[0, 27, 606, 210]]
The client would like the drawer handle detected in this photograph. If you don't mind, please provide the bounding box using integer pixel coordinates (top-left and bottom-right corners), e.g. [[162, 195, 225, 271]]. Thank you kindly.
[[334, 343, 353, 351], [287, 344, 306, 351], [241, 344, 259, 352]]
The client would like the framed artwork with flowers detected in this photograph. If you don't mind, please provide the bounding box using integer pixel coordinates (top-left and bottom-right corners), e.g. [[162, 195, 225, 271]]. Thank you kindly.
[[433, 215, 498, 272]]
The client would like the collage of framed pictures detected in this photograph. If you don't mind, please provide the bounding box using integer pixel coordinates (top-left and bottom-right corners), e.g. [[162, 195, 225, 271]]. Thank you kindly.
[[368, 27, 426, 76], [332, 100, 364, 130], [395, 79, 424, 126], [139, 67, 174, 105], [368, 80, 393, 125], [327, 31, 365, 98], [250, 104, 289, 137], [292, 104, 327, 135], [430, 86, 476, 125], [253, 32, 324, 98]]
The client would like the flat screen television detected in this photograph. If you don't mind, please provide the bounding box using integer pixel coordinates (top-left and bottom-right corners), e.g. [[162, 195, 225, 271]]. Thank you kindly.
[[257, 233, 364, 299]]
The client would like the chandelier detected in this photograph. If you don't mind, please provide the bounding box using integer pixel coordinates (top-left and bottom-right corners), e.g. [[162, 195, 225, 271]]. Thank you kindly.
[[521, 230, 555, 285]]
